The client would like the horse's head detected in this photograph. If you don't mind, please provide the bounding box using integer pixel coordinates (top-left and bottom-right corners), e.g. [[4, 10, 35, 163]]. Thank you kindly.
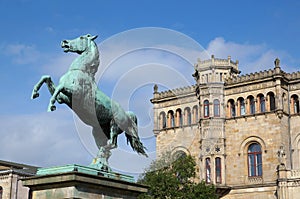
[[61, 34, 98, 54]]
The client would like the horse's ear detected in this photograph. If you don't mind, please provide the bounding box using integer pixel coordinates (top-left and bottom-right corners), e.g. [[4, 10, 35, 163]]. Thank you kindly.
[[91, 35, 98, 41]]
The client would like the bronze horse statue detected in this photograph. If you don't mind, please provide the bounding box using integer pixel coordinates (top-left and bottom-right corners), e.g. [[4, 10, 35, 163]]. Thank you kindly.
[[31, 34, 147, 170]]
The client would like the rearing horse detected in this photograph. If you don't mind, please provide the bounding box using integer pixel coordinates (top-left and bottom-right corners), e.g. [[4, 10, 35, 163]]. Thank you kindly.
[[31, 34, 147, 170]]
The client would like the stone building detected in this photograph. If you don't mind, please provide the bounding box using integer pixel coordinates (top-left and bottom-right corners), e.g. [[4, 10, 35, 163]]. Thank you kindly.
[[151, 55, 300, 199], [0, 160, 37, 199]]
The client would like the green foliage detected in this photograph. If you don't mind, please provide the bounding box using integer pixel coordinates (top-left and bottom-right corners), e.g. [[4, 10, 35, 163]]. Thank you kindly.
[[138, 152, 218, 199]]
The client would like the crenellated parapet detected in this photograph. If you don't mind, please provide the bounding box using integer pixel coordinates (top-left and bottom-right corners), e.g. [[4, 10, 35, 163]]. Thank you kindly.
[[285, 71, 300, 80], [195, 55, 239, 72], [225, 58, 300, 85], [151, 84, 197, 102], [193, 55, 240, 84], [226, 69, 276, 84]]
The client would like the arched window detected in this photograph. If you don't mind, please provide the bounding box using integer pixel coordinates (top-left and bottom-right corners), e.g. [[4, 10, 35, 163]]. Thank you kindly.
[[268, 92, 276, 111], [192, 105, 198, 124], [176, 109, 183, 126], [291, 94, 300, 114], [248, 96, 255, 114], [186, 108, 192, 125], [228, 99, 235, 117], [159, 112, 166, 129], [213, 99, 220, 117], [248, 143, 262, 177], [238, 97, 245, 116], [215, 157, 222, 184], [205, 158, 211, 183], [204, 100, 209, 118], [173, 150, 187, 160], [167, 110, 175, 128], [258, 94, 266, 113], [185, 107, 192, 125]]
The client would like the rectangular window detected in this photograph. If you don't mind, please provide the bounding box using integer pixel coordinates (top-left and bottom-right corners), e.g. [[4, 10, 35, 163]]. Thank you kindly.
[[250, 99, 255, 114], [214, 99, 220, 117], [260, 96, 265, 112], [204, 101, 209, 118], [215, 158, 222, 183], [240, 100, 245, 115], [206, 158, 211, 183]]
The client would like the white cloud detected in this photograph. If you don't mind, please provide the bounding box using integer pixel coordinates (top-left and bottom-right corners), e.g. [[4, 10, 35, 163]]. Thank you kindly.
[[41, 53, 76, 77], [0, 109, 91, 167], [3, 44, 41, 64], [205, 37, 296, 74]]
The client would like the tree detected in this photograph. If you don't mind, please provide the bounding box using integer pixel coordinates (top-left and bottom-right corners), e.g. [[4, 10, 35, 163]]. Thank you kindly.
[[138, 152, 218, 199]]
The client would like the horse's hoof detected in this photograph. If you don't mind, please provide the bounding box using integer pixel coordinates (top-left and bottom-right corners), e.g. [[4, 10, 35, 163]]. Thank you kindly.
[[31, 92, 39, 99], [47, 105, 56, 112]]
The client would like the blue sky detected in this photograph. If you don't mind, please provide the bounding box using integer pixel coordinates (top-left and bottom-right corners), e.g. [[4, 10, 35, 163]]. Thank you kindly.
[[1, 0, 300, 177]]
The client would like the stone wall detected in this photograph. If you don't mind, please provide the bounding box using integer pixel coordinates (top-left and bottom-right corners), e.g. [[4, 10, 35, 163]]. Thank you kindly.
[[225, 113, 284, 186], [0, 172, 30, 199]]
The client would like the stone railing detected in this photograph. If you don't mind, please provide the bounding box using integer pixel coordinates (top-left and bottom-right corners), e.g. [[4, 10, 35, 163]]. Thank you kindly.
[[247, 176, 263, 184], [0, 173, 10, 181], [287, 169, 300, 179]]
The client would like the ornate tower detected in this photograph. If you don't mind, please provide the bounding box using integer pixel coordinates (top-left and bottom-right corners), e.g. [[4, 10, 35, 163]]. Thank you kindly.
[[193, 55, 239, 184]]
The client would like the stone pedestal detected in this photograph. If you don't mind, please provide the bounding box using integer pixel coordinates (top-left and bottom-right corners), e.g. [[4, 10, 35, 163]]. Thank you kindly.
[[22, 164, 147, 199]]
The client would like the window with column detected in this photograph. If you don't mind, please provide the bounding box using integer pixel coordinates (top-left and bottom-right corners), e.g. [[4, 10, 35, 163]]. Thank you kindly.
[[268, 92, 276, 111], [248, 96, 255, 114], [192, 105, 198, 124], [291, 94, 300, 114], [176, 109, 183, 126], [238, 97, 245, 116], [228, 99, 236, 117], [167, 110, 175, 128], [185, 107, 191, 125], [159, 112, 166, 129], [258, 94, 265, 113]]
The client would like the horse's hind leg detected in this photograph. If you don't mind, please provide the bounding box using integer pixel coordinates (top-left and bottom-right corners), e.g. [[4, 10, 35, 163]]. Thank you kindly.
[[92, 127, 108, 151], [107, 119, 119, 149], [31, 75, 55, 99]]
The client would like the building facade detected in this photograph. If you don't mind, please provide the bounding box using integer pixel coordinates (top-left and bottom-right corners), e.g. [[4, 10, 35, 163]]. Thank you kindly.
[[0, 160, 37, 199], [151, 55, 300, 198]]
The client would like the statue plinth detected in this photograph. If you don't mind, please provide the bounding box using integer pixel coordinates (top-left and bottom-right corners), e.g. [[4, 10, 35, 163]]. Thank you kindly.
[[23, 165, 147, 199]]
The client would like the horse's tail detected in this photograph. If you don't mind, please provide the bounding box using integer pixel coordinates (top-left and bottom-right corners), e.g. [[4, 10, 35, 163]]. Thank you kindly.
[[125, 111, 148, 157]]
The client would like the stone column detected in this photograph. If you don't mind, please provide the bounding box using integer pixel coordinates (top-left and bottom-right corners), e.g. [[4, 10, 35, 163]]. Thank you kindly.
[[266, 94, 270, 112], [290, 98, 295, 114]]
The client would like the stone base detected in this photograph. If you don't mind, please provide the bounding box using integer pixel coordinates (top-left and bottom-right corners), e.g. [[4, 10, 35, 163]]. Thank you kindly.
[[22, 165, 147, 199]]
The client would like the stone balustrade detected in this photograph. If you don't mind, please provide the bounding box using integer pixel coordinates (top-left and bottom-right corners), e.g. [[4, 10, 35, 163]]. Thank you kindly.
[[287, 169, 300, 179], [248, 176, 263, 184]]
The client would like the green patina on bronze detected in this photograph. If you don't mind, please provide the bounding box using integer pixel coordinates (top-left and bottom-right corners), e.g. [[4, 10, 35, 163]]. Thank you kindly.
[[31, 34, 147, 171]]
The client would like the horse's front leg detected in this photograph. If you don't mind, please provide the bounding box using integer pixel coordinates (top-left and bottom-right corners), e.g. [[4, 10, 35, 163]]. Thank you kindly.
[[48, 84, 64, 112], [31, 75, 55, 99]]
